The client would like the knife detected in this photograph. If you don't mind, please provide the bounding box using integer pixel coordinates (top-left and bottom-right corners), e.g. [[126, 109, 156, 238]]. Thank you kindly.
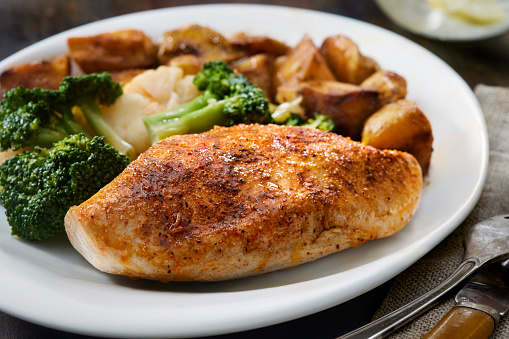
[[424, 258, 509, 339], [337, 215, 509, 339]]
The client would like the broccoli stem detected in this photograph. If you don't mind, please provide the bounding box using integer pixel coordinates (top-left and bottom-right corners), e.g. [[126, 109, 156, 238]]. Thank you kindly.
[[58, 106, 89, 137], [78, 98, 136, 161], [144, 99, 228, 143], [305, 115, 326, 129], [34, 127, 69, 148], [163, 91, 215, 117]]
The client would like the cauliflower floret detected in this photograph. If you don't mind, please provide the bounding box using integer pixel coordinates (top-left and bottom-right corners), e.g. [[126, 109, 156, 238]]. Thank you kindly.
[[165, 75, 201, 110], [123, 65, 184, 104], [101, 65, 200, 154], [102, 93, 165, 154], [166, 91, 182, 110], [175, 75, 201, 105]]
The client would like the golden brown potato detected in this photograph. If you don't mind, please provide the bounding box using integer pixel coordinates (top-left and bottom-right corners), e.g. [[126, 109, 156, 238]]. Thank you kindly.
[[276, 80, 379, 139], [231, 54, 275, 101], [157, 24, 245, 65], [362, 99, 433, 175], [0, 54, 70, 93], [273, 35, 335, 89], [0, 147, 30, 164], [360, 70, 407, 107], [67, 29, 157, 73], [229, 32, 290, 56], [108, 69, 147, 86], [320, 35, 379, 85], [167, 55, 203, 75]]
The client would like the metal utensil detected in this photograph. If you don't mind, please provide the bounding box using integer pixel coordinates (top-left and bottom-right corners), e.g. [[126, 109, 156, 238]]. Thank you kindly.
[[423, 258, 509, 339], [337, 215, 509, 339]]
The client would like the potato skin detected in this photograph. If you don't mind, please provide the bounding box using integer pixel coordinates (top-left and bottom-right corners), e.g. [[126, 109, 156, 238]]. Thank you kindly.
[[0, 54, 70, 93], [158, 24, 245, 65], [276, 80, 379, 139], [360, 70, 407, 108], [167, 55, 203, 75], [362, 99, 433, 175], [229, 32, 290, 56], [108, 69, 147, 85], [320, 35, 379, 85], [232, 54, 275, 102], [67, 29, 158, 73], [273, 35, 335, 89]]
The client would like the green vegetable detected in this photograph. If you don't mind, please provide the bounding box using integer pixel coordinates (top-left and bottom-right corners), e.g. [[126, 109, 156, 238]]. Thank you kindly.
[[60, 73, 136, 160], [0, 134, 130, 241], [284, 113, 336, 131], [143, 61, 272, 143], [270, 96, 305, 124], [0, 86, 88, 151], [0, 73, 136, 160], [270, 96, 336, 131]]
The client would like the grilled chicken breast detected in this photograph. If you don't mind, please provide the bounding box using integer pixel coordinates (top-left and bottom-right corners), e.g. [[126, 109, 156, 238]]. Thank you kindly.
[[65, 124, 422, 282]]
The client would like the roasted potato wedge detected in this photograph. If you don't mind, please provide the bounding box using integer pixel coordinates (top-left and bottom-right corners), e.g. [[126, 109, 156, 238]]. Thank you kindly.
[[360, 70, 407, 107], [108, 69, 147, 86], [167, 55, 203, 75], [158, 24, 245, 65], [67, 29, 157, 73], [273, 35, 335, 89], [232, 54, 275, 101], [0, 54, 70, 93], [320, 35, 379, 85], [0, 147, 30, 165], [362, 99, 433, 175], [229, 32, 290, 56], [276, 80, 379, 139]]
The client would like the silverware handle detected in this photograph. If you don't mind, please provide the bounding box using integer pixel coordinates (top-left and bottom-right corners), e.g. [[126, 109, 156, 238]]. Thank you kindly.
[[423, 306, 495, 339], [337, 259, 480, 339]]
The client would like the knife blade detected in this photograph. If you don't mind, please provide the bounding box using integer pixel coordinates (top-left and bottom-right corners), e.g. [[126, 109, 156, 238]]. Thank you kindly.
[[424, 258, 509, 339]]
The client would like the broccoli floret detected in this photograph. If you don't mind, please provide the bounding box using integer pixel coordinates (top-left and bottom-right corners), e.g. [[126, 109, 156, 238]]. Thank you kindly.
[[0, 73, 135, 160], [193, 60, 237, 98], [59, 73, 136, 160], [283, 114, 305, 127], [0, 134, 130, 241], [304, 114, 336, 131], [284, 113, 335, 131], [143, 61, 272, 143], [0, 87, 87, 151]]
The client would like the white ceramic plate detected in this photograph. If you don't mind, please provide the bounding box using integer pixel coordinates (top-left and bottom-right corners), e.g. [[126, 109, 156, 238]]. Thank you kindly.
[[0, 4, 488, 338]]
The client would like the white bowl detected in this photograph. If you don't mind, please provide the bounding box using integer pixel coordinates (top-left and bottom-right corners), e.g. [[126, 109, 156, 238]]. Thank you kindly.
[[376, 0, 509, 40]]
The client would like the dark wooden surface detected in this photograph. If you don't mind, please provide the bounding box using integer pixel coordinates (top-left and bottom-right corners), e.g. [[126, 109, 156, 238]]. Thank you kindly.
[[0, 1, 508, 338]]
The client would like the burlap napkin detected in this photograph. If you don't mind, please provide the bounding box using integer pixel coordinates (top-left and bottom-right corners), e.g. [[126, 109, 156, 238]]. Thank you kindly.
[[373, 84, 509, 338]]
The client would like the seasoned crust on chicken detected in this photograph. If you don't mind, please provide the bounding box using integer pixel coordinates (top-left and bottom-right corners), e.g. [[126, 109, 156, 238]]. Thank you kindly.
[[65, 124, 422, 282]]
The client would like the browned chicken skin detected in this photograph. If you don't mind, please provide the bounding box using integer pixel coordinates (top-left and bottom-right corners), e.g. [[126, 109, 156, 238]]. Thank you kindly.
[[65, 124, 422, 282]]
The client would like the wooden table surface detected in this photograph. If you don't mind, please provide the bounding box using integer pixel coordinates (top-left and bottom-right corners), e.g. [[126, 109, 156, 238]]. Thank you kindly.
[[0, 1, 508, 338]]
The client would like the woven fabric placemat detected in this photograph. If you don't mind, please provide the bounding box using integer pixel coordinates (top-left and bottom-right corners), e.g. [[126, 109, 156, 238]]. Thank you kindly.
[[373, 84, 509, 338]]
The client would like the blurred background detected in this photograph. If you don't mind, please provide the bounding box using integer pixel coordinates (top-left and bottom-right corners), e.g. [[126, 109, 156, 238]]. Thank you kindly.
[[1, 0, 508, 89]]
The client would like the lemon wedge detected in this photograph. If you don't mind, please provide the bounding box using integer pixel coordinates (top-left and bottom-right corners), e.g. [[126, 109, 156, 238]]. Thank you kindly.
[[427, 0, 506, 24]]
